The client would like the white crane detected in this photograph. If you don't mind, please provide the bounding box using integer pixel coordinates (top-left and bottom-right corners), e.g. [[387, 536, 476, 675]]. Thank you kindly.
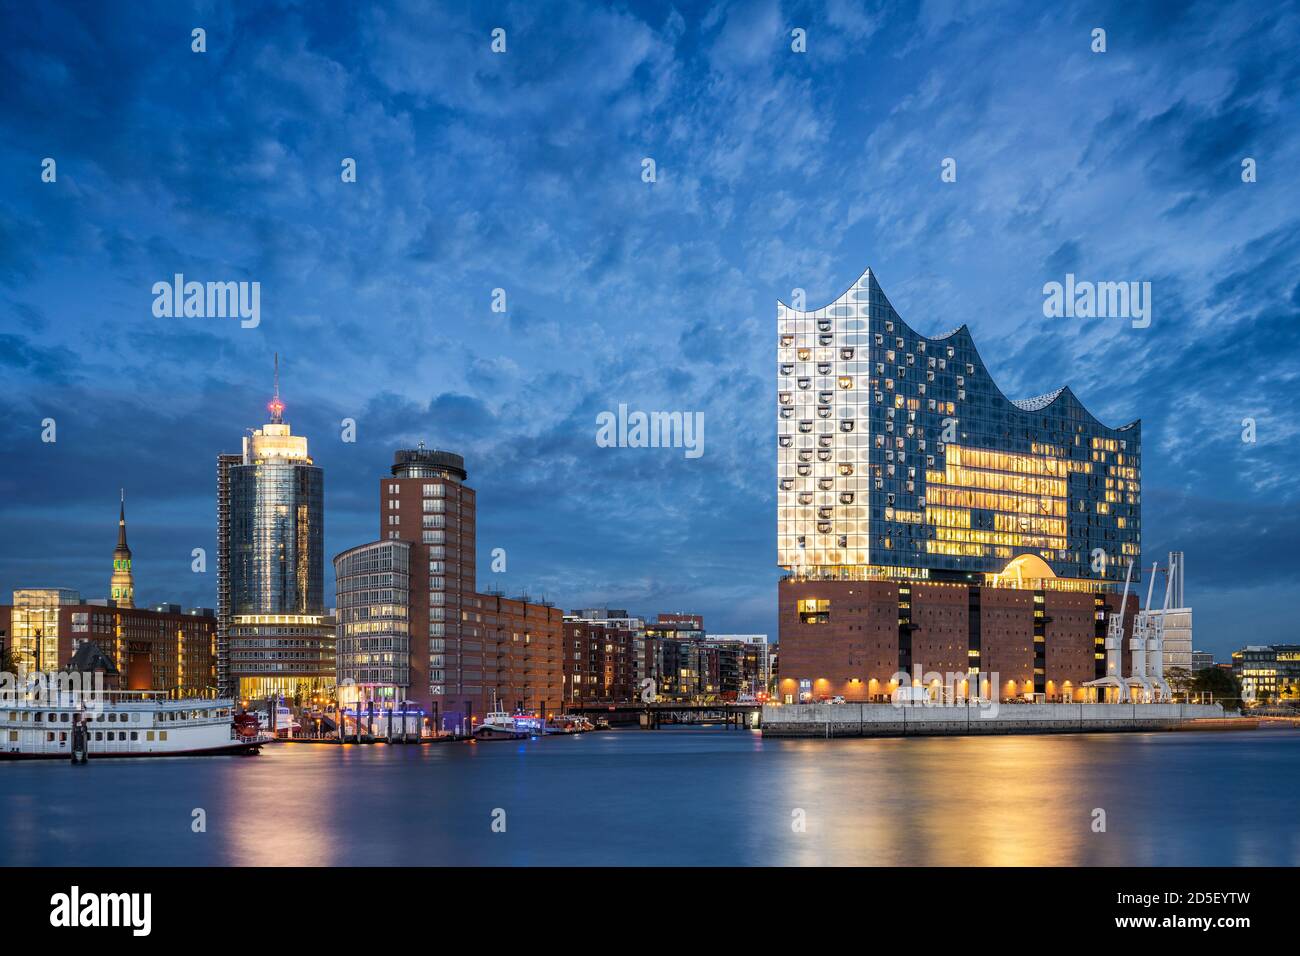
[[1087, 559, 1134, 702]]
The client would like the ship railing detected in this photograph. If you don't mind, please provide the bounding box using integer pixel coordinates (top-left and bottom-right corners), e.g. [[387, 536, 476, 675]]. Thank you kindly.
[[230, 726, 275, 743], [4, 688, 230, 707]]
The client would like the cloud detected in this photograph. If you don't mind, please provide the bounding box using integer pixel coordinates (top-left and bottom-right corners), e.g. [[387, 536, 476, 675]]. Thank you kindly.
[[0, 0, 1297, 657]]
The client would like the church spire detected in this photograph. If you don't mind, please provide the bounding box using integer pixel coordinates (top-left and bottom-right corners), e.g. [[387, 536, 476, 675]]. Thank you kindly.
[[111, 489, 135, 608], [117, 488, 128, 549]]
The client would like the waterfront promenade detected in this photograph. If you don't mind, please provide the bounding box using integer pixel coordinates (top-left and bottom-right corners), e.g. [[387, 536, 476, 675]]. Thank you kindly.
[[762, 701, 1231, 737]]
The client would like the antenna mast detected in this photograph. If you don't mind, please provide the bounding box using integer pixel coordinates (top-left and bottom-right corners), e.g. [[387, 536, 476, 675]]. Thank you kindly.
[[268, 352, 285, 423]]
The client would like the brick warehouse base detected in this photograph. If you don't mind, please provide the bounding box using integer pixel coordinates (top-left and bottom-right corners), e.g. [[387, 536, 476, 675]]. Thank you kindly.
[[777, 577, 1142, 704], [761, 702, 1230, 737]]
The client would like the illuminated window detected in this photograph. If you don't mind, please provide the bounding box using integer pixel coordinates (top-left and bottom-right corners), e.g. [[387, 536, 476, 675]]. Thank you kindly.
[[797, 599, 830, 625]]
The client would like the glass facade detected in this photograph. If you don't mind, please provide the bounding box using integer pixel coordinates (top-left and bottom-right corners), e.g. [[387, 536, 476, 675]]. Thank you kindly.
[[777, 269, 1141, 585], [229, 451, 324, 615], [220, 407, 329, 702], [9, 588, 79, 671], [334, 540, 412, 696], [229, 612, 336, 703]]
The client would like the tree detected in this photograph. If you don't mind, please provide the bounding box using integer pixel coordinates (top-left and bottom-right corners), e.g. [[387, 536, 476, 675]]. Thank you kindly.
[[1191, 667, 1244, 711], [1166, 666, 1195, 698]]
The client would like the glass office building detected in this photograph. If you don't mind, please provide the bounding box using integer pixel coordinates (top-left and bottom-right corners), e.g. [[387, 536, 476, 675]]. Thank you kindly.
[[218, 382, 330, 701], [777, 268, 1141, 587], [333, 539, 412, 702], [228, 452, 324, 615]]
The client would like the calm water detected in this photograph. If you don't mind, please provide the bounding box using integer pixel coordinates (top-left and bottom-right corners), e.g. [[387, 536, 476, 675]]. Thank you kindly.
[[3, 726, 1298, 866]]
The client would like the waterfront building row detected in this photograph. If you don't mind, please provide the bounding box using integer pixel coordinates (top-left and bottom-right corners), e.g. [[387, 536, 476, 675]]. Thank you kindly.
[[1232, 644, 1300, 702]]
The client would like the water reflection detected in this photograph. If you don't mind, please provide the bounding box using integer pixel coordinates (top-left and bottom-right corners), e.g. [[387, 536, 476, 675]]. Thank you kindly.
[[1, 729, 1297, 866]]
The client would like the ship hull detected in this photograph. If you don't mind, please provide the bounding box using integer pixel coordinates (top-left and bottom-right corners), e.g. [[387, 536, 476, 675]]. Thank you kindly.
[[0, 740, 266, 760], [472, 727, 526, 741]]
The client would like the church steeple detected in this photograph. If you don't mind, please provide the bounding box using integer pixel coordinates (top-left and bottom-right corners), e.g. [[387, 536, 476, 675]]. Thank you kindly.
[[111, 488, 135, 608]]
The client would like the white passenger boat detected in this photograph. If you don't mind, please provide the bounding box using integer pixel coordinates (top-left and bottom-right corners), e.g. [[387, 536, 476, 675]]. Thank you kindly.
[[0, 691, 272, 760]]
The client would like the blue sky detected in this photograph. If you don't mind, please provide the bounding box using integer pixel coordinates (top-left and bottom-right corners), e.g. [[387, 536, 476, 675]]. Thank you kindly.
[[1, 0, 1297, 660]]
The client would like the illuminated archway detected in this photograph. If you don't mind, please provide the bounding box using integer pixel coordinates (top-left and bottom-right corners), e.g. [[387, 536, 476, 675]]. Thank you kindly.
[[988, 553, 1058, 589]]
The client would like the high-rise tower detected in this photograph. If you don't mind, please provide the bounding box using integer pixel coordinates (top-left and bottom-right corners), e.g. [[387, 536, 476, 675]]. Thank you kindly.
[[217, 357, 332, 702], [333, 443, 564, 729], [776, 268, 1141, 582], [776, 268, 1144, 706], [110, 490, 135, 608], [381, 445, 476, 717]]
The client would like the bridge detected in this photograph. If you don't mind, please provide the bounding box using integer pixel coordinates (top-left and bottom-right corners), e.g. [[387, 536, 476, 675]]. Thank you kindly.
[[568, 702, 762, 729]]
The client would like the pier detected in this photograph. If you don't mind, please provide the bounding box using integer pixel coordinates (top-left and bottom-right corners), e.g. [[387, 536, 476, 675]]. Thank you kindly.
[[761, 701, 1235, 738], [571, 703, 762, 729], [274, 733, 468, 745]]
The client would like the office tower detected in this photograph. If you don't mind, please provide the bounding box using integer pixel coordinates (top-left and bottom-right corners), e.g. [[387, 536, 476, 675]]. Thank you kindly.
[[217, 362, 332, 702], [215, 453, 241, 697], [334, 539, 412, 703], [380, 445, 478, 718], [335, 444, 563, 728]]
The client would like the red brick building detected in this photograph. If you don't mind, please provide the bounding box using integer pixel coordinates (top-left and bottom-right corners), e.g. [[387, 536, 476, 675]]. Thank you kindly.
[[0, 589, 216, 696], [335, 447, 563, 730], [468, 593, 564, 717], [561, 618, 637, 705], [376, 446, 477, 717], [777, 577, 1139, 704]]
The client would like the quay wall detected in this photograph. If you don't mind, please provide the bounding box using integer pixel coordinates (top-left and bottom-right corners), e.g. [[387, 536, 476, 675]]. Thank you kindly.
[[760, 702, 1230, 738]]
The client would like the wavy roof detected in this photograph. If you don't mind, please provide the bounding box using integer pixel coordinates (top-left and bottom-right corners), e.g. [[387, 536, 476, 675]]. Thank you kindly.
[[780, 268, 1138, 433], [1011, 387, 1068, 411]]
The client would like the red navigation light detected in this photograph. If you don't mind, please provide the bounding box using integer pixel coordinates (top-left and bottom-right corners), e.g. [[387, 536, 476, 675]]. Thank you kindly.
[[268, 398, 285, 419]]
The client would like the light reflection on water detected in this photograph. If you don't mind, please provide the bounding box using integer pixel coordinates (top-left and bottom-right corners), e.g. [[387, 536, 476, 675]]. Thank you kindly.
[[3, 728, 1297, 866]]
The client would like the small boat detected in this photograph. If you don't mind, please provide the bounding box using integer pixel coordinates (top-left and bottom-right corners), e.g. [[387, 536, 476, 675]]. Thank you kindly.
[[546, 714, 594, 734], [544, 716, 575, 734], [257, 698, 299, 739], [472, 693, 527, 741]]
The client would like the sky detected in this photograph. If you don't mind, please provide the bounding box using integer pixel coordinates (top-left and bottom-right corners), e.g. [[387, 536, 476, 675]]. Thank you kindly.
[[1, 0, 1297, 661]]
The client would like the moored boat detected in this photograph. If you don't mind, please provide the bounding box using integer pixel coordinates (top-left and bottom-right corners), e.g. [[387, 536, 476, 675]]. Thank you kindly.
[[472, 692, 528, 740], [472, 710, 527, 740], [256, 698, 299, 739], [1, 691, 272, 760], [545, 714, 595, 734]]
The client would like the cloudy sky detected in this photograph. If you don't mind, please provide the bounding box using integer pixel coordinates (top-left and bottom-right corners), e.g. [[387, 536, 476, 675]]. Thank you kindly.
[[1, 0, 1297, 659]]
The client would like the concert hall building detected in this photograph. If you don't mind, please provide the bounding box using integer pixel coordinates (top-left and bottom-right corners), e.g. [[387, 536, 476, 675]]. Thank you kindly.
[[776, 269, 1142, 704]]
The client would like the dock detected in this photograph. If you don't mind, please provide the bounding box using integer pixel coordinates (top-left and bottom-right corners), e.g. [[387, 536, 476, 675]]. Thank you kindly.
[[272, 733, 469, 745], [761, 701, 1237, 738]]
